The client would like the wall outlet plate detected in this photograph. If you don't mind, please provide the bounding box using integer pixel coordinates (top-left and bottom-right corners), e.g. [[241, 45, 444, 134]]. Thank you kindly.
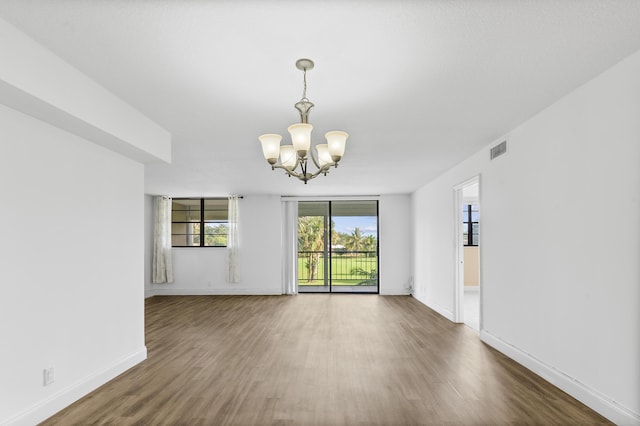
[[43, 367, 55, 386]]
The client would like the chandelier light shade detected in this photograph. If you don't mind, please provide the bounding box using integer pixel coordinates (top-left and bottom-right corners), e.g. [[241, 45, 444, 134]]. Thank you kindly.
[[288, 123, 313, 156], [258, 134, 282, 165], [280, 145, 298, 169], [316, 144, 332, 167], [258, 58, 348, 184], [325, 130, 348, 162]]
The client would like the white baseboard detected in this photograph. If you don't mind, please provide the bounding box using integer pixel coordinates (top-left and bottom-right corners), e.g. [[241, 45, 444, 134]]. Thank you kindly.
[[379, 289, 412, 296], [151, 287, 282, 296], [1, 347, 147, 426], [480, 330, 640, 426], [149, 288, 411, 296], [411, 291, 455, 322]]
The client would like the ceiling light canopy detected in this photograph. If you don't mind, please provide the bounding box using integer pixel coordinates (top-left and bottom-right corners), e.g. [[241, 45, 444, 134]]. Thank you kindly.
[[258, 59, 348, 184]]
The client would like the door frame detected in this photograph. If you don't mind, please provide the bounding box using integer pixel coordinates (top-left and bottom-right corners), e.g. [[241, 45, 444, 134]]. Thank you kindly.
[[453, 175, 481, 326], [297, 199, 380, 294]]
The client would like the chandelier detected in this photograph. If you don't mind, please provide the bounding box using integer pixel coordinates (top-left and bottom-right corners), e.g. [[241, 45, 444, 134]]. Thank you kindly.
[[258, 59, 348, 184]]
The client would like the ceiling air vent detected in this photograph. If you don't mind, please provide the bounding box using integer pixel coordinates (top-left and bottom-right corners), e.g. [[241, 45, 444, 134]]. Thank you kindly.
[[490, 140, 507, 160]]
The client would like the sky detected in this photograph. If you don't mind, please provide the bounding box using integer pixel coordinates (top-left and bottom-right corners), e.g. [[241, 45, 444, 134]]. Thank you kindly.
[[333, 216, 377, 236]]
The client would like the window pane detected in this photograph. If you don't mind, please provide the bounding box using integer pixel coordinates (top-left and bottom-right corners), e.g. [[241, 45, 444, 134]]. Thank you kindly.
[[204, 199, 227, 209], [204, 210, 227, 221], [472, 222, 479, 246], [204, 199, 228, 221], [172, 199, 200, 210], [204, 222, 227, 247], [172, 210, 187, 221], [328, 199, 379, 294], [172, 217, 201, 246], [172, 199, 201, 222], [204, 223, 228, 235], [172, 235, 186, 246], [173, 211, 201, 222], [205, 235, 227, 246], [172, 210, 202, 222], [172, 222, 200, 234], [172, 234, 200, 246]]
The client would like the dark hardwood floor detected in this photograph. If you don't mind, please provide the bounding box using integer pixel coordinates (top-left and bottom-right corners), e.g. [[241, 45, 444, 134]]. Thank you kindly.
[[41, 295, 611, 425]]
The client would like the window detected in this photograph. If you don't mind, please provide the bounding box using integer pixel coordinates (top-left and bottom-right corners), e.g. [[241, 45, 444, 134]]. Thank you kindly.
[[463, 204, 479, 246], [171, 198, 228, 247]]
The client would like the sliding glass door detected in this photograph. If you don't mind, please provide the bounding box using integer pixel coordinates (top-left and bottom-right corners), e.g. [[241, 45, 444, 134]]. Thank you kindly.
[[298, 200, 378, 294]]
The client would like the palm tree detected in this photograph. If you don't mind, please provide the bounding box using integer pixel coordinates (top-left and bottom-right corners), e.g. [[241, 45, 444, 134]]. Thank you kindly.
[[345, 227, 365, 252], [298, 216, 325, 282], [364, 234, 377, 253]]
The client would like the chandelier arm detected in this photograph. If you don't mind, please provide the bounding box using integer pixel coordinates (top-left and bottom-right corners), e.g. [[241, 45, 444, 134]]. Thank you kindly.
[[272, 164, 299, 178], [278, 165, 307, 182], [273, 162, 330, 182], [308, 165, 332, 180], [309, 145, 322, 169]]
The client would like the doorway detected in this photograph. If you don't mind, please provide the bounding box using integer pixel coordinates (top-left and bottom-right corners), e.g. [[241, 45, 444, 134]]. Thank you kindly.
[[297, 200, 379, 294], [454, 177, 481, 330]]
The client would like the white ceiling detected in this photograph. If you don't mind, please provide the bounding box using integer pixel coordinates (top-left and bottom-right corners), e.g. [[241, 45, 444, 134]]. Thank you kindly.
[[1, 1, 640, 197]]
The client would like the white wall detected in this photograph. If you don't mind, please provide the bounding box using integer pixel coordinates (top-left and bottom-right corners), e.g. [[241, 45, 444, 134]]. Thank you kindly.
[[0, 17, 170, 165], [411, 49, 640, 424], [0, 104, 147, 425], [379, 194, 412, 295], [145, 194, 412, 296], [146, 195, 283, 295]]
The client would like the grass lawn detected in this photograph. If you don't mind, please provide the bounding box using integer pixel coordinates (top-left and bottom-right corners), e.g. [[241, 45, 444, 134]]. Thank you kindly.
[[298, 255, 378, 286]]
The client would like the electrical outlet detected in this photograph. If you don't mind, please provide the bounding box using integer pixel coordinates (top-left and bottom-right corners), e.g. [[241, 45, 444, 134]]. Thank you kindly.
[[43, 367, 55, 386]]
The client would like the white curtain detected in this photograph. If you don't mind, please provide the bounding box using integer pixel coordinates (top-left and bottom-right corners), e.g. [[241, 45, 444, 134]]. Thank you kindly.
[[226, 195, 241, 283], [282, 200, 298, 295], [152, 196, 173, 283]]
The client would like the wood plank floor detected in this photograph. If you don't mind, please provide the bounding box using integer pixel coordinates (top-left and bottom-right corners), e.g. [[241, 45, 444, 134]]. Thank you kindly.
[[42, 295, 611, 425]]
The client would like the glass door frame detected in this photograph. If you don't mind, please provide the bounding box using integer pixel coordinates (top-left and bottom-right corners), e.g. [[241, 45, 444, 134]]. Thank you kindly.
[[297, 199, 379, 294]]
